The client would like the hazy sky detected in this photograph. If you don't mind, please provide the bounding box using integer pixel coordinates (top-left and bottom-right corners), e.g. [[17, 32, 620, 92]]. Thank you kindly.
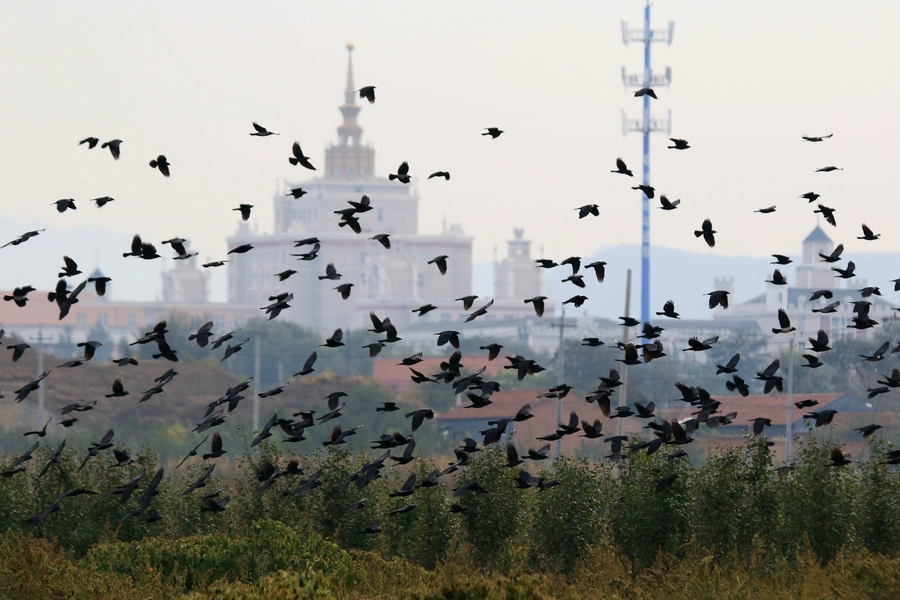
[[1, 1, 898, 303]]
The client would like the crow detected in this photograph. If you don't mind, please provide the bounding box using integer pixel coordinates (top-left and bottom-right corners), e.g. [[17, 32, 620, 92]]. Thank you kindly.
[[289, 142, 316, 169], [695, 219, 716, 247], [428, 255, 448, 275], [250, 122, 278, 136], [482, 127, 503, 138], [659, 195, 680, 210], [101, 139, 122, 159], [358, 86, 376, 103], [149, 155, 170, 176], [389, 161, 411, 183]]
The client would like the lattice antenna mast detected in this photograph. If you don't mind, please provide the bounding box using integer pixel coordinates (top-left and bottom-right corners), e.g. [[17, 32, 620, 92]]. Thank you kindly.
[[621, 1, 673, 325]]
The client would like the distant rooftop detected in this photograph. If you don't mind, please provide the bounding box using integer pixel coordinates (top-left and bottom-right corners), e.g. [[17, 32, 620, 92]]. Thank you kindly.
[[804, 226, 832, 244]]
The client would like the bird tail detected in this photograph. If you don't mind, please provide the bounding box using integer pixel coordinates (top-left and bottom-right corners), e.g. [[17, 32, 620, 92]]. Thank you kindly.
[[288, 157, 299, 166], [693, 230, 702, 238], [388, 174, 397, 181]]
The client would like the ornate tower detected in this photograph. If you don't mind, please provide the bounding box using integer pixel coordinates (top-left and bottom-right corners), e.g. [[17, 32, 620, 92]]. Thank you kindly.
[[324, 43, 375, 179]]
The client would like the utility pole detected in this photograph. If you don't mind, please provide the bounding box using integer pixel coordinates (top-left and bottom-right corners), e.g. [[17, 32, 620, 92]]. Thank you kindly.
[[618, 269, 633, 439], [785, 336, 802, 463], [35, 327, 45, 431], [550, 309, 577, 457], [621, 1, 674, 325], [252, 336, 261, 433]]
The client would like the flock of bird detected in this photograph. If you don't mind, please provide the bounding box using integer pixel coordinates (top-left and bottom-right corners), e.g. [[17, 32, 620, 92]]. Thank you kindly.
[[1, 77, 898, 528]]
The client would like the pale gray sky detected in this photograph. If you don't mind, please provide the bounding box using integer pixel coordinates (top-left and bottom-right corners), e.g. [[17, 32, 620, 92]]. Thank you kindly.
[[0, 1, 898, 302]]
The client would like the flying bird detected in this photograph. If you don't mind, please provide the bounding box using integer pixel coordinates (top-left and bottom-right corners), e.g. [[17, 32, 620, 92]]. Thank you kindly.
[[695, 219, 716, 247], [428, 255, 448, 275], [389, 161, 411, 183], [149, 155, 170, 176], [289, 142, 316, 169], [234, 204, 253, 221], [428, 171, 450, 180], [482, 127, 503, 138], [250, 122, 278, 136], [101, 139, 122, 159], [611, 158, 633, 176], [803, 134, 833, 142], [659, 195, 680, 210], [358, 86, 376, 103], [668, 138, 689, 149], [634, 87, 657, 98]]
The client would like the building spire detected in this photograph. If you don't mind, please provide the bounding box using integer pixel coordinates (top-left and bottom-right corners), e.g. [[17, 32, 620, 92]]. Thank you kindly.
[[324, 43, 374, 179], [344, 42, 356, 105]]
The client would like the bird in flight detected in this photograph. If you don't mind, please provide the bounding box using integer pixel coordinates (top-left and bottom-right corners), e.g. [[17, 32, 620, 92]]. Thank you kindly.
[[358, 86, 376, 104], [289, 142, 316, 170], [482, 127, 503, 139], [389, 161, 411, 184], [611, 158, 633, 176], [668, 138, 689, 149], [149, 155, 170, 176], [695, 219, 716, 248], [250, 122, 278, 136], [634, 87, 657, 98], [803, 134, 833, 142]]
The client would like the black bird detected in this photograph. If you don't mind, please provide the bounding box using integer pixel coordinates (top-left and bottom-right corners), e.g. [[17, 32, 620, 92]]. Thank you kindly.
[[358, 85, 376, 103], [749, 418, 772, 436], [684, 336, 718, 352], [803, 134, 833, 142], [816, 165, 842, 172], [289, 142, 316, 169], [858, 224, 880, 241], [632, 184, 655, 198], [634, 87, 657, 98], [655, 474, 678, 493], [201, 496, 230, 513], [801, 354, 824, 369], [658, 195, 680, 210], [576, 204, 599, 218], [220, 338, 249, 361], [857, 424, 882, 438], [228, 244, 253, 255], [482, 127, 503, 138], [800, 192, 820, 203], [707, 290, 730, 310], [389, 161, 411, 183], [695, 219, 716, 247], [4, 286, 35, 307], [286, 187, 307, 198], [406, 409, 435, 432], [370, 234, 391, 249], [716, 353, 741, 375], [335, 283, 354, 299], [827, 448, 852, 467], [772, 308, 797, 333], [105, 379, 129, 398], [755, 206, 776, 214], [101, 139, 122, 159], [322, 329, 344, 348], [412, 304, 438, 317], [8, 342, 30, 361], [294, 351, 317, 376], [819, 244, 844, 263], [524, 296, 548, 317], [668, 138, 689, 149], [766, 269, 787, 285], [202, 433, 226, 459], [87, 197, 113, 210], [390, 474, 418, 498], [2, 442, 39, 477], [582, 261, 606, 283], [428, 255, 448, 275], [174, 434, 210, 470], [831, 261, 856, 279], [795, 399, 819, 409], [815, 204, 837, 226], [428, 171, 450, 180], [51, 199, 77, 213], [860, 341, 890, 362], [79, 136, 99, 148], [804, 409, 838, 428], [808, 331, 831, 353], [149, 155, 170, 176], [183, 464, 216, 496], [250, 122, 278, 136], [2, 229, 44, 248], [234, 204, 253, 221], [480, 343, 504, 361]]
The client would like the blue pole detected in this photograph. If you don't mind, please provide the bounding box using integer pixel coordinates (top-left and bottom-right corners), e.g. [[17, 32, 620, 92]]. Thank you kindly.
[[640, 1, 651, 325]]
